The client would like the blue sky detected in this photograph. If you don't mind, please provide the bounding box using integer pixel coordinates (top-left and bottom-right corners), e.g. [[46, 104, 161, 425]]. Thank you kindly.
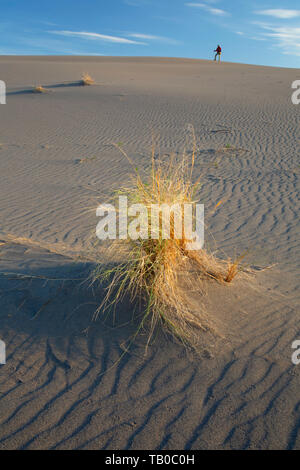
[[0, 0, 299, 67]]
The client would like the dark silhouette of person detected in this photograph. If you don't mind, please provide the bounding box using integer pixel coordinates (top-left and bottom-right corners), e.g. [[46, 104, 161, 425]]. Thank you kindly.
[[214, 45, 222, 62]]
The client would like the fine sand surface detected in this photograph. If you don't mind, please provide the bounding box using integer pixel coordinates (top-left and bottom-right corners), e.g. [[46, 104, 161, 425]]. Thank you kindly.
[[0, 56, 299, 450]]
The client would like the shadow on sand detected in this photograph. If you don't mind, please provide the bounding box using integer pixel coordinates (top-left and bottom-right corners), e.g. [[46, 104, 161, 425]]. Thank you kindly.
[[7, 81, 85, 96], [0, 259, 142, 345]]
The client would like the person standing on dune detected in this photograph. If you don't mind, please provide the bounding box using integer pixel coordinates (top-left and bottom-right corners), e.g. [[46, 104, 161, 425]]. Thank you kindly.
[[214, 45, 222, 62]]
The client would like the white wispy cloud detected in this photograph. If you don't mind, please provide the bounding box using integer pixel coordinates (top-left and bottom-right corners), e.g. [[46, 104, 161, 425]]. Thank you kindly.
[[255, 23, 300, 56], [250, 36, 267, 41], [255, 9, 300, 19], [48, 30, 146, 45], [127, 33, 180, 45], [185, 2, 229, 16]]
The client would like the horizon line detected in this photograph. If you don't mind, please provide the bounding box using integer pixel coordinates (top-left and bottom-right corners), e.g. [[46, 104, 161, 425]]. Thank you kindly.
[[0, 54, 297, 69]]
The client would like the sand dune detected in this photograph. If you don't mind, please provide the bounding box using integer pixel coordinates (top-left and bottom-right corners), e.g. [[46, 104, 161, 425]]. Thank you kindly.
[[0, 57, 299, 449]]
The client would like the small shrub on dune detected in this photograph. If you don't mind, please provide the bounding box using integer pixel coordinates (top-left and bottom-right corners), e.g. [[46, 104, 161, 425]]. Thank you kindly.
[[81, 73, 95, 86], [92, 137, 241, 349], [33, 85, 48, 93]]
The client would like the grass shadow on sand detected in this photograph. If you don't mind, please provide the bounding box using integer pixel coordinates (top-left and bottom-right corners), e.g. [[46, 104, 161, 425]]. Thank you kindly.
[[7, 89, 44, 96], [0, 238, 222, 368], [7, 81, 92, 96], [0, 259, 144, 347], [45, 81, 83, 88]]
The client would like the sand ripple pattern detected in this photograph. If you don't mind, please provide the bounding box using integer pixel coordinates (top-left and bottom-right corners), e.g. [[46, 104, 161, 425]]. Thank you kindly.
[[0, 243, 299, 450], [0, 58, 299, 449]]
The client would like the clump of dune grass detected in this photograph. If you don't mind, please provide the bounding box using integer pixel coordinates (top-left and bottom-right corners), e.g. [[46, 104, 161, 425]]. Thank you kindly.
[[78, 155, 97, 164], [217, 145, 249, 156], [81, 73, 95, 86], [91, 136, 241, 349], [33, 85, 48, 93]]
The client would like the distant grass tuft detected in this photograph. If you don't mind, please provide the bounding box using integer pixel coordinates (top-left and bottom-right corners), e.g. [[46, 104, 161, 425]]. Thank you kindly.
[[81, 73, 95, 86], [33, 85, 48, 93]]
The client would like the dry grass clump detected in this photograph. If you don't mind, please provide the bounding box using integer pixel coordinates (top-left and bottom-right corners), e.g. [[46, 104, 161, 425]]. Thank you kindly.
[[81, 73, 95, 86], [217, 144, 249, 156], [77, 156, 97, 164], [92, 138, 241, 348], [33, 85, 48, 93]]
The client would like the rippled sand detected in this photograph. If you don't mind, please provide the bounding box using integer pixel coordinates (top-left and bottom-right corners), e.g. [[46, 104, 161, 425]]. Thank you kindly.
[[0, 56, 299, 450]]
